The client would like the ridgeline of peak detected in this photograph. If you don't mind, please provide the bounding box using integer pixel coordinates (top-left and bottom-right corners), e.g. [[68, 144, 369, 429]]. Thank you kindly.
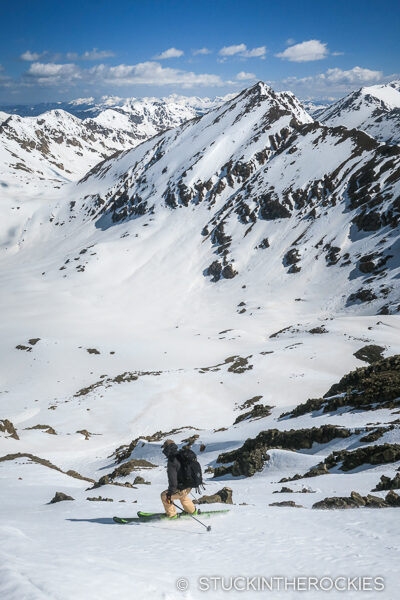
[[319, 81, 400, 145]]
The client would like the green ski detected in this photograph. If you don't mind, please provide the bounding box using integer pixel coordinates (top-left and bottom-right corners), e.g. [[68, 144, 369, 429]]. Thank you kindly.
[[113, 509, 229, 524]]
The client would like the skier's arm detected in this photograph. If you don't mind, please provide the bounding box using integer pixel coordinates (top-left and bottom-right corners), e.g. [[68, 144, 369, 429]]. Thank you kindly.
[[167, 458, 178, 494]]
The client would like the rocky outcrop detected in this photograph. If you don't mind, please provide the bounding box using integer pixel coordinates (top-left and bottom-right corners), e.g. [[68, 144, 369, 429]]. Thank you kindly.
[[133, 476, 151, 485], [90, 458, 156, 489], [194, 487, 233, 505], [0, 452, 94, 482], [87, 496, 113, 502], [233, 404, 273, 424], [273, 486, 315, 494], [279, 462, 330, 483], [0, 419, 19, 440], [373, 472, 400, 491], [325, 443, 400, 471], [25, 424, 57, 435], [50, 492, 74, 503], [353, 345, 385, 364], [313, 490, 400, 509], [214, 425, 351, 478], [111, 426, 199, 463], [269, 500, 303, 508], [280, 354, 400, 418]]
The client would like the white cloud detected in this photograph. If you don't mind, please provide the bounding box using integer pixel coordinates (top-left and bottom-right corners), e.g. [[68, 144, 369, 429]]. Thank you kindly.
[[219, 43, 266, 59], [280, 66, 384, 97], [242, 46, 266, 58], [25, 62, 81, 84], [236, 71, 256, 80], [154, 48, 184, 59], [286, 38, 296, 45], [219, 43, 247, 57], [331, 51, 345, 57], [98, 61, 223, 87], [192, 47, 212, 55], [23, 60, 225, 88], [276, 40, 328, 62], [324, 66, 382, 84], [20, 50, 44, 61], [66, 49, 115, 60]]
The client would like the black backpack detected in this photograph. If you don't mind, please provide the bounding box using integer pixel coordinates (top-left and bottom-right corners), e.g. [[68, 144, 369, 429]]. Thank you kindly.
[[177, 448, 204, 493]]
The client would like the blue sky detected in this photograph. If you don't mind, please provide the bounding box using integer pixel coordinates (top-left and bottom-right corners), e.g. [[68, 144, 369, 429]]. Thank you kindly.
[[0, 0, 399, 104]]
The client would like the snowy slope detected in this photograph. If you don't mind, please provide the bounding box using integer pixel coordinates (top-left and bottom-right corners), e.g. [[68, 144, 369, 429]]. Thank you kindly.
[[319, 81, 400, 144], [0, 81, 400, 600]]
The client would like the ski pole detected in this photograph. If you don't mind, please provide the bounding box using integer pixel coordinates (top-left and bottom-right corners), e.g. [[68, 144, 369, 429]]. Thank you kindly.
[[172, 501, 211, 532]]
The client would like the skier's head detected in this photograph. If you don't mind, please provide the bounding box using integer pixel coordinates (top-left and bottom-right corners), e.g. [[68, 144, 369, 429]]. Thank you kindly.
[[162, 439, 178, 457]]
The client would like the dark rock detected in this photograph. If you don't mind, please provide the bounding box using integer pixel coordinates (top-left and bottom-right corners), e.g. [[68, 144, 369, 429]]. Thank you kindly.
[[133, 476, 151, 485], [288, 264, 301, 274], [279, 462, 329, 483], [50, 492, 74, 503], [308, 326, 327, 334], [325, 443, 400, 472], [347, 288, 377, 304], [76, 429, 91, 440], [112, 426, 198, 463], [373, 473, 400, 491], [359, 427, 389, 443], [353, 345, 385, 364], [283, 248, 300, 266], [325, 246, 341, 265], [87, 496, 113, 502], [365, 494, 388, 508], [205, 260, 222, 282], [181, 434, 199, 447], [109, 458, 156, 478], [273, 487, 293, 494], [313, 496, 360, 509], [234, 404, 273, 424], [385, 490, 400, 506], [281, 354, 400, 418], [215, 425, 351, 478], [238, 395, 263, 410], [0, 419, 19, 440], [194, 487, 233, 505], [259, 195, 291, 220], [257, 237, 270, 249], [221, 264, 238, 279]]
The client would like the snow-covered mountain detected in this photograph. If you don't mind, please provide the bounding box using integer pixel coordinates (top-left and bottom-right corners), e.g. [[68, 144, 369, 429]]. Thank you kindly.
[[1, 81, 400, 600], [0, 104, 197, 188], [0, 94, 235, 190], [318, 81, 400, 144], [302, 100, 331, 118], [71, 81, 400, 315], [0, 93, 233, 119]]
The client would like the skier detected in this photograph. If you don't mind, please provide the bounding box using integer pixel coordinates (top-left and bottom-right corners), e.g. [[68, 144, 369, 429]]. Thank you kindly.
[[161, 439, 201, 519]]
